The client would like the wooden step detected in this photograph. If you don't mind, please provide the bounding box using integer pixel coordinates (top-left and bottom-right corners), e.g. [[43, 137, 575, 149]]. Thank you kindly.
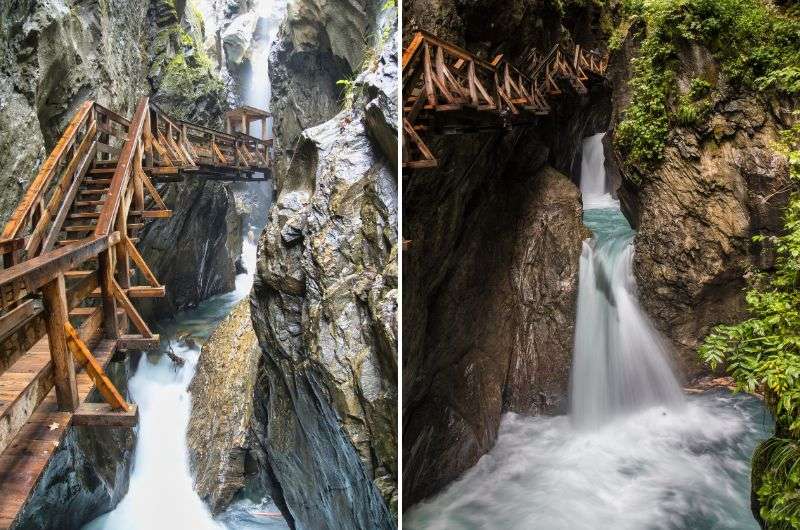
[[117, 334, 160, 351], [63, 225, 96, 233], [72, 402, 138, 427], [94, 159, 118, 166], [56, 238, 91, 246], [63, 270, 93, 279], [75, 200, 105, 207], [131, 210, 172, 219], [83, 178, 112, 186], [128, 223, 144, 231], [89, 167, 116, 174], [68, 212, 100, 220], [79, 189, 108, 196]]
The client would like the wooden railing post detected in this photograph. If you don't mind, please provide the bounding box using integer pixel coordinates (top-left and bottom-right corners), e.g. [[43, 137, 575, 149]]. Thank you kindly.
[[41, 273, 79, 411], [98, 249, 119, 339]]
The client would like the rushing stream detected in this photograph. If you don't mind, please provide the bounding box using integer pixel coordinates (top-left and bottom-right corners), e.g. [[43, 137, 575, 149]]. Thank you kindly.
[[404, 133, 774, 530], [84, 236, 288, 530]]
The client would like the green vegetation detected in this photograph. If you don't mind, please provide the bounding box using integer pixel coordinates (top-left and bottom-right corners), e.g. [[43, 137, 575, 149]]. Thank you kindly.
[[613, 0, 800, 181], [700, 119, 800, 529], [337, 21, 394, 111]]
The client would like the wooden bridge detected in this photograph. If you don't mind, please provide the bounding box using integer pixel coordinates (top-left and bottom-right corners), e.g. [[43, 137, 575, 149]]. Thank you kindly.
[[0, 96, 271, 528], [402, 30, 608, 169]]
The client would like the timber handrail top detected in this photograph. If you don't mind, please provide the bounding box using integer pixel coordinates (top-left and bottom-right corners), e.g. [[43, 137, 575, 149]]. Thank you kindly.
[[0, 232, 120, 291], [1, 100, 95, 240], [93, 103, 131, 128], [406, 30, 498, 71], [149, 102, 270, 146]]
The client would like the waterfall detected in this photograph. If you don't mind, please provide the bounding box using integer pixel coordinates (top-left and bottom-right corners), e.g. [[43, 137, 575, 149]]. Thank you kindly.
[[570, 133, 684, 428], [404, 133, 770, 530], [579, 133, 618, 209]]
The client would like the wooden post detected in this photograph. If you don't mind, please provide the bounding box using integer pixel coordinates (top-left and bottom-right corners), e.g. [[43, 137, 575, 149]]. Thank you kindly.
[[261, 118, 266, 140], [41, 273, 79, 411], [98, 250, 119, 339], [116, 192, 131, 289], [225, 116, 231, 134], [241, 114, 246, 136]]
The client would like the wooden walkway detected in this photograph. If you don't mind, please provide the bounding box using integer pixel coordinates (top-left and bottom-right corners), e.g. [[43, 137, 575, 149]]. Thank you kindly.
[[402, 31, 608, 168], [0, 97, 273, 529]]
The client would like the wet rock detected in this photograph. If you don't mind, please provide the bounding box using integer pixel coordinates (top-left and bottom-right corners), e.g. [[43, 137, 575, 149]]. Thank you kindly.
[[401, 0, 611, 507], [247, 5, 398, 526], [136, 178, 243, 321], [187, 299, 260, 514], [609, 35, 796, 380]]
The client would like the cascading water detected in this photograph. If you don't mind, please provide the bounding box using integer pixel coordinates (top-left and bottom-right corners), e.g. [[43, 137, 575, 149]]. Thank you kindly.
[[404, 133, 773, 530], [571, 134, 684, 429]]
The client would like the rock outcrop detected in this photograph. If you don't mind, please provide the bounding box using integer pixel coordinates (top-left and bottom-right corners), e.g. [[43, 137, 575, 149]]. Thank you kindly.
[[244, 1, 399, 527], [187, 299, 260, 514], [401, 0, 611, 507], [136, 178, 243, 320], [608, 26, 797, 380]]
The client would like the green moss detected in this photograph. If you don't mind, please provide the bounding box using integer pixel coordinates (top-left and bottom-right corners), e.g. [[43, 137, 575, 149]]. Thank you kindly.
[[613, 0, 800, 180]]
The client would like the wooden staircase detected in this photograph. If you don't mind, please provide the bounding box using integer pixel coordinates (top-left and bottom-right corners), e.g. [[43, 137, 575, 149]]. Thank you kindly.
[[0, 96, 273, 529]]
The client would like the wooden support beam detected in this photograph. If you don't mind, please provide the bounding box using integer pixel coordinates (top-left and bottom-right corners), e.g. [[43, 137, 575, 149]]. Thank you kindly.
[[111, 277, 152, 338], [117, 334, 160, 351], [64, 322, 128, 411], [97, 249, 119, 339], [41, 274, 78, 412], [72, 402, 138, 427]]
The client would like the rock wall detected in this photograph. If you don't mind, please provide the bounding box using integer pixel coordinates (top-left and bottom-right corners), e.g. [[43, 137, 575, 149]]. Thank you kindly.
[[187, 299, 260, 514], [401, 0, 611, 507], [608, 24, 797, 380], [245, 1, 399, 527]]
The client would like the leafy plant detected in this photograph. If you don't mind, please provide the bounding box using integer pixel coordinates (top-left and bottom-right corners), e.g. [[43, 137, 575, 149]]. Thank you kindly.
[[699, 118, 800, 525], [613, 0, 800, 180]]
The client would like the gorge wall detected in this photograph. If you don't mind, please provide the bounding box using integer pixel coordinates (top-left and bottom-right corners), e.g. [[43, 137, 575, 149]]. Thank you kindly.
[[402, 0, 611, 507], [247, 0, 399, 528], [607, 12, 798, 381]]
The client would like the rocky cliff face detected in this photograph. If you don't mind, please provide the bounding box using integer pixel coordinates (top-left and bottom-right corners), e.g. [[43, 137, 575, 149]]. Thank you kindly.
[[608, 23, 796, 381], [187, 299, 260, 513], [401, 0, 610, 507], [245, 1, 398, 527]]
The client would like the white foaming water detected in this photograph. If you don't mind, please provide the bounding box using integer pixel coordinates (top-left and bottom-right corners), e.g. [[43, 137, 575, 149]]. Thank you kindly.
[[84, 238, 287, 530], [404, 133, 773, 529], [580, 133, 619, 209], [404, 393, 771, 530]]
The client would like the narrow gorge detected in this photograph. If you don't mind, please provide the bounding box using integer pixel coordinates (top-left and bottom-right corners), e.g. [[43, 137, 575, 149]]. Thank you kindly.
[[0, 0, 397, 529], [402, 0, 798, 528]]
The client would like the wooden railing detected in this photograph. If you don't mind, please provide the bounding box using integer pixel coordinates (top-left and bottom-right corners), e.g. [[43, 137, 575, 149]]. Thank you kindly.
[[148, 104, 270, 176], [402, 31, 608, 169], [0, 95, 274, 425]]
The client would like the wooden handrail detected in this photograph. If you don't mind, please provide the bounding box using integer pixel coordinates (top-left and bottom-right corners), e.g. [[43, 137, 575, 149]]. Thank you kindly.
[[95, 97, 149, 236], [2, 101, 94, 240]]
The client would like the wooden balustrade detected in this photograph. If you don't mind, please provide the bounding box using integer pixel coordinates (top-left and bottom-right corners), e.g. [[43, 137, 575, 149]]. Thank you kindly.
[[402, 30, 609, 169]]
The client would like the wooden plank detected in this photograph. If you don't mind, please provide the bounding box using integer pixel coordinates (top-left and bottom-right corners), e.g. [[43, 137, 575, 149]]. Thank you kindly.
[[126, 286, 165, 298], [96, 250, 118, 340], [117, 334, 160, 351], [64, 323, 127, 411], [137, 166, 168, 210], [0, 301, 36, 340], [71, 402, 137, 427], [139, 210, 172, 219]]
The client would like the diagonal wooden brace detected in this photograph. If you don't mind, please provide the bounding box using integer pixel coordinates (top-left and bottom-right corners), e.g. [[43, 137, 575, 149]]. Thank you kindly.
[[64, 322, 129, 411]]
